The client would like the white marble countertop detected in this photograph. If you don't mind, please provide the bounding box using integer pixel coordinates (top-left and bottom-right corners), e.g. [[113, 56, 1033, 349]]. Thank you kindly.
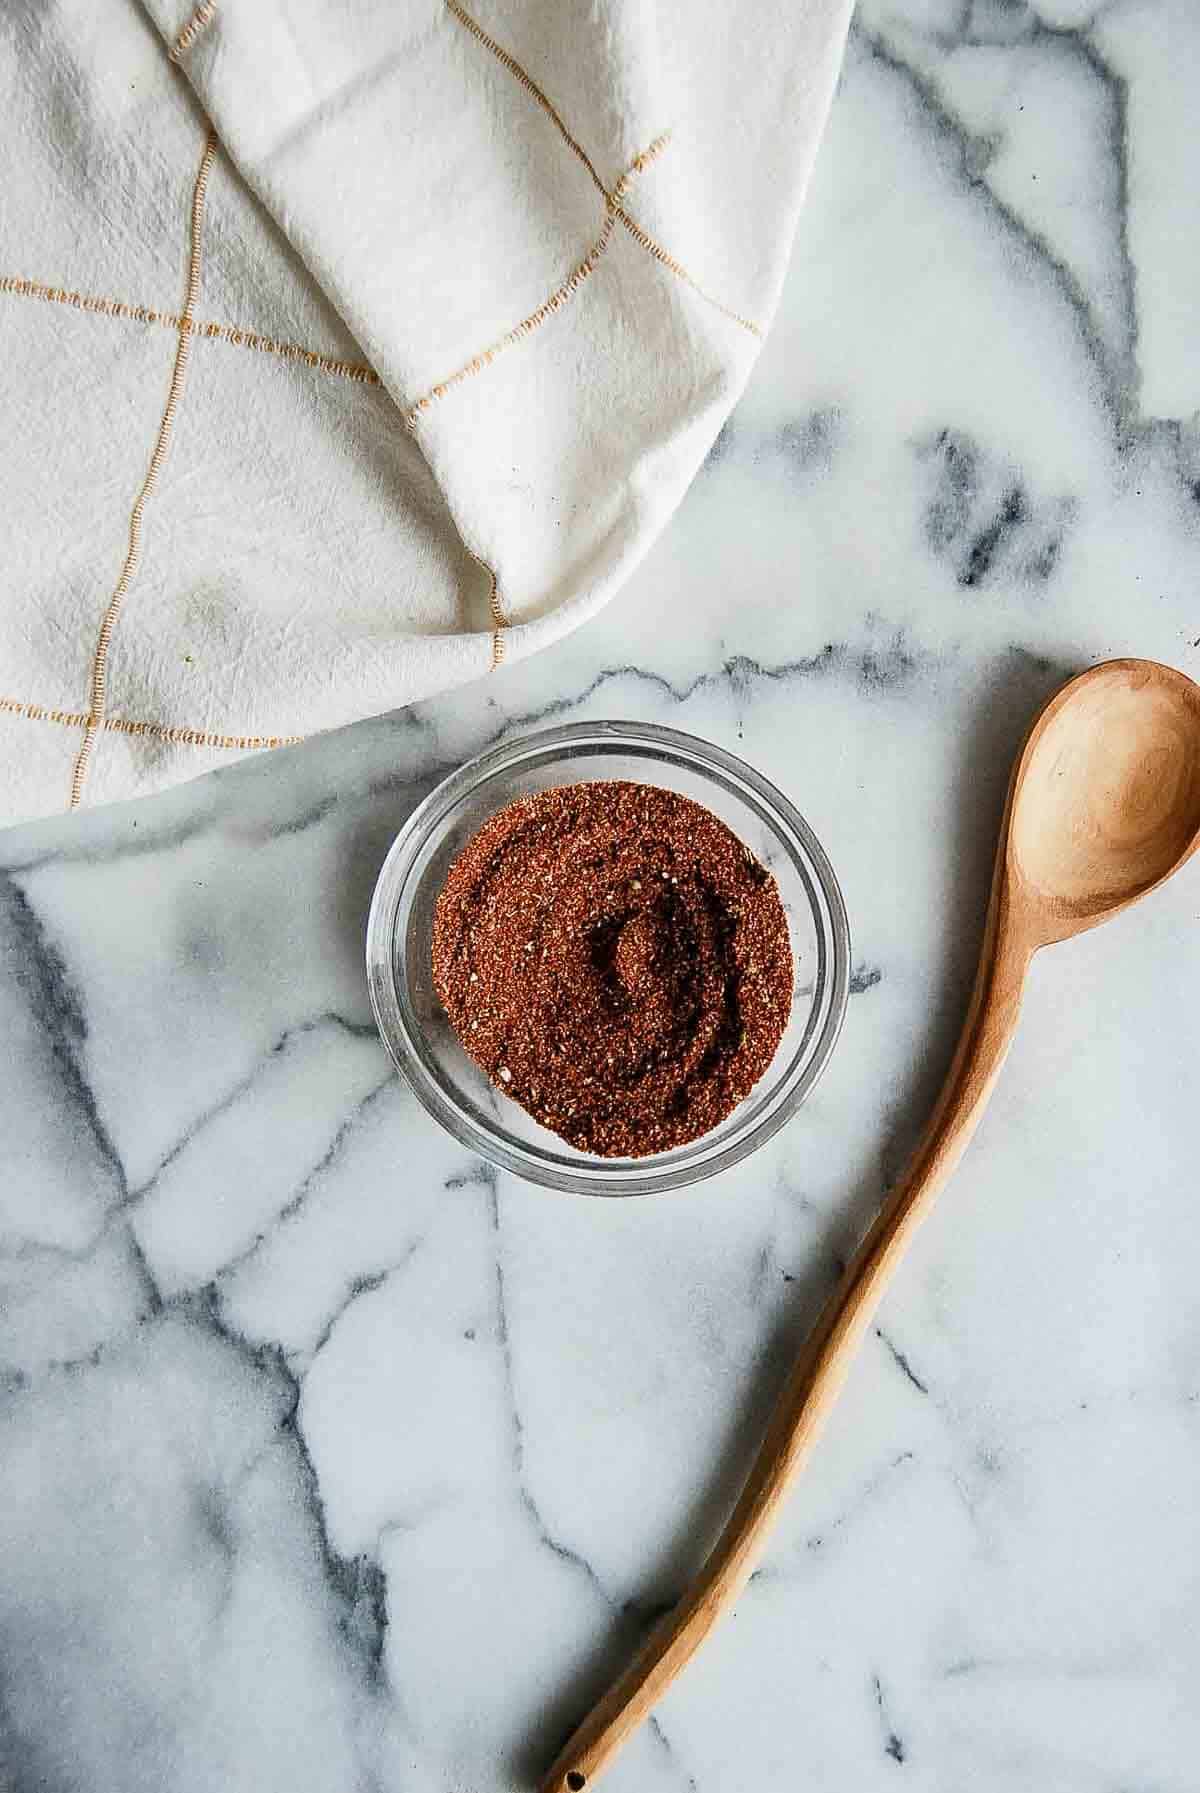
[[4, 4, 1200, 1789]]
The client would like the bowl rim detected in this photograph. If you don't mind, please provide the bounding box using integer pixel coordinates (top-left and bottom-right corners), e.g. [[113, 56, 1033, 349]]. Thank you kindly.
[[365, 719, 850, 1195]]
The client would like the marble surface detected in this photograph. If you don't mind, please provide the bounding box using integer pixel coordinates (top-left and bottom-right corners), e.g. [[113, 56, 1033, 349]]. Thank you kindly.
[[4, 3, 1200, 1789]]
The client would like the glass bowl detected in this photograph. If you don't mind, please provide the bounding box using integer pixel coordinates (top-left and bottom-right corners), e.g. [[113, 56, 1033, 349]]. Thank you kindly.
[[366, 720, 850, 1195]]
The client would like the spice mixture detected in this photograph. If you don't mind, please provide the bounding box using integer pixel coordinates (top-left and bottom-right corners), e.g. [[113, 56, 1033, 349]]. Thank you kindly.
[[431, 781, 793, 1157]]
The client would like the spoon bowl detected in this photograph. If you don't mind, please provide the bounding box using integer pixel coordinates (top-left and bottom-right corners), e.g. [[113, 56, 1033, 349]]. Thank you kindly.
[[1009, 659, 1200, 938]]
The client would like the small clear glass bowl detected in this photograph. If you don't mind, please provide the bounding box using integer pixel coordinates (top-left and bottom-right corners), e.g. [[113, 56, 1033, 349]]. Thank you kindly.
[[366, 721, 850, 1195]]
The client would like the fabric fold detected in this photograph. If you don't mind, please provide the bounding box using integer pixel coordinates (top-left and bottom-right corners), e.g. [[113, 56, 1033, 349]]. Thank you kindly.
[[0, 0, 852, 821]]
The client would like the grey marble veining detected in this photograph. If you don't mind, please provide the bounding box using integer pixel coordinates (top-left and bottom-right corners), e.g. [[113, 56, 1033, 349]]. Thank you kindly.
[[4, 2, 1200, 1789]]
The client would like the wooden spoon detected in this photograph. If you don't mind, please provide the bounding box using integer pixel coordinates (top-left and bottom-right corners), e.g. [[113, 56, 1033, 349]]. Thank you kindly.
[[541, 657, 1200, 1793]]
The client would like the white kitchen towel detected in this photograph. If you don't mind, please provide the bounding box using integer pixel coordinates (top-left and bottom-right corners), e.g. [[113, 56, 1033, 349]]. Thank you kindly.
[[0, 0, 853, 823]]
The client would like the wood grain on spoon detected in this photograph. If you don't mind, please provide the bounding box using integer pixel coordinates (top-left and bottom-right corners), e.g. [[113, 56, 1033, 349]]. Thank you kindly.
[[541, 658, 1200, 1793]]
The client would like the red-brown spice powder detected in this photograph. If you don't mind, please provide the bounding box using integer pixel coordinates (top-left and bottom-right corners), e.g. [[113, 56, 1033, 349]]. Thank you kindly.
[[431, 781, 794, 1158]]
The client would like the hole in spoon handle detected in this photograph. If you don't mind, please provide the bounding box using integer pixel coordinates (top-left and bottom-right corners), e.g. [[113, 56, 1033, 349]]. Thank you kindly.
[[565, 1774, 586, 1790]]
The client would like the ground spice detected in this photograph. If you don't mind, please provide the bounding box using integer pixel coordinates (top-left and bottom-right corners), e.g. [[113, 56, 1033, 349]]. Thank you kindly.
[[431, 781, 794, 1158]]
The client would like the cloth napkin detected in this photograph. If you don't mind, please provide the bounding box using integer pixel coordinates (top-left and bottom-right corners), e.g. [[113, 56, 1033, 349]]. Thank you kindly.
[[0, 0, 853, 824]]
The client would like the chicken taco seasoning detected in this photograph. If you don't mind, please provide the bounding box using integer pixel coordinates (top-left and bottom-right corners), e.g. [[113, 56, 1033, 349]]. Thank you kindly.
[[431, 781, 793, 1158]]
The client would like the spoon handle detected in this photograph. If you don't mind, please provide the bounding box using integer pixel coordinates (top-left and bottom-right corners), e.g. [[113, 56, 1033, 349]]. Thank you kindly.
[[540, 883, 1033, 1793]]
